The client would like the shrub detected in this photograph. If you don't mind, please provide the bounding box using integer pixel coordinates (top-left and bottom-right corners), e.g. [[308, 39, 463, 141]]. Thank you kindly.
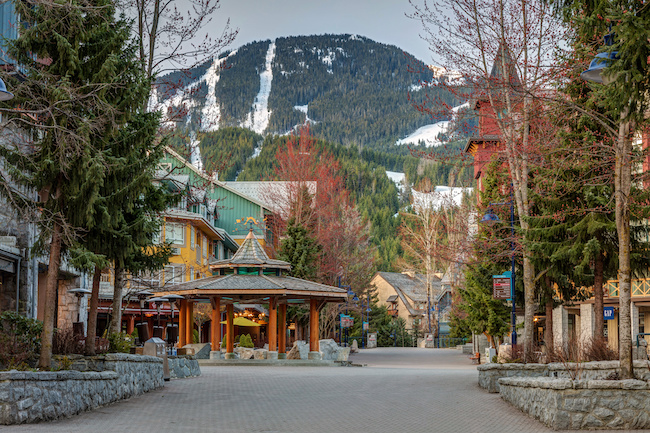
[[52, 328, 84, 355], [0, 311, 43, 369], [239, 334, 254, 348], [192, 329, 199, 344], [107, 332, 134, 353]]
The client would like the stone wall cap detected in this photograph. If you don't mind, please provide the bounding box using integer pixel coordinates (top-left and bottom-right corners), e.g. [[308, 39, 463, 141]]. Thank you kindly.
[[477, 362, 546, 371]]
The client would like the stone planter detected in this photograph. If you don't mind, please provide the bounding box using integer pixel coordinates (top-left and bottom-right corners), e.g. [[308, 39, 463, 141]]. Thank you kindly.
[[478, 360, 650, 393], [1, 354, 163, 425], [499, 377, 650, 430]]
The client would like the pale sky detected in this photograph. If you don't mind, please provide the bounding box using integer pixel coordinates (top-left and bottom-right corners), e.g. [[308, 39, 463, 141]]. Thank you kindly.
[[211, 0, 436, 64]]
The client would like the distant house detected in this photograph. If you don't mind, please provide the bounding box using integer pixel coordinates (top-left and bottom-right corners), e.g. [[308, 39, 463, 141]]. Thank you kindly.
[[371, 271, 450, 333]]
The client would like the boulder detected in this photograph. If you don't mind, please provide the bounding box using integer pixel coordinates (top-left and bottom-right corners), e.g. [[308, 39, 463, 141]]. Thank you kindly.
[[350, 339, 359, 353], [319, 339, 340, 360], [287, 344, 301, 359], [336, 347, 351, 362], [287, 340, 309, 359], [239, 348, 255, 360], [253, 349, 267, 359], [183, 343, 211, 359]]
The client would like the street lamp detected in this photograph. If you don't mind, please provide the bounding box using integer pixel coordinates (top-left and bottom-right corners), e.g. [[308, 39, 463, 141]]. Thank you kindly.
[[0, 78, 14, 101], [580, 33, 618, 85], [481, 188, 517, 346]]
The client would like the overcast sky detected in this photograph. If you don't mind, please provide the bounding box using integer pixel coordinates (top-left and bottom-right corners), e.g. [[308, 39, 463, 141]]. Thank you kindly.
[[211, 0, 436, 64]]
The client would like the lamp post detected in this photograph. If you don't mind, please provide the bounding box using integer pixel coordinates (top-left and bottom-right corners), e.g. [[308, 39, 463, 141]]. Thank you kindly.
[[481, 187, 517, 346], [0, 78, 14, 101]]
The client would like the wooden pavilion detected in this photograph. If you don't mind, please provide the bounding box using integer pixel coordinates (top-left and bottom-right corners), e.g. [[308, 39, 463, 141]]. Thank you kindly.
[[154, 230, 347, 359]]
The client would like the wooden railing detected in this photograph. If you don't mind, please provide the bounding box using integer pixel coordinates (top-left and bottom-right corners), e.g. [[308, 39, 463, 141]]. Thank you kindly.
[[605, 278, 650, 298]]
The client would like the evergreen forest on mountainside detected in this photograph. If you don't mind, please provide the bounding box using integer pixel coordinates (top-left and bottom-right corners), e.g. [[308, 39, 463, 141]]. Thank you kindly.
[[154, 34, 468, 150], [157, 33, 478, 272], [187, 127, 474, 272]]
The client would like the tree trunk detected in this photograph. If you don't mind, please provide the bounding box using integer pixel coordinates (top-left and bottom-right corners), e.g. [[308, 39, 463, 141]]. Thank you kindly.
[[109, 267, 124, 334], [523, 255, 536, 360], [545, 296, 553, 354], [615, 116, 633, 379], [593, 250, 605, 340], [38, 220, 63, 369], [85, 267, 101, 356]]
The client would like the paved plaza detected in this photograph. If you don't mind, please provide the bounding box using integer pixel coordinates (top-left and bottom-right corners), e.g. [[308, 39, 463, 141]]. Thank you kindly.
[[4, 347, 650, 433]]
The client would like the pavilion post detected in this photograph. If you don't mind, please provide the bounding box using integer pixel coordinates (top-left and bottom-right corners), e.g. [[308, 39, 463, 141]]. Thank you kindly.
[[308, 299, 321, 360], [268, 297, 278, 359], [179, 299, 187, 347], [210, 297, 221, 355], [185, 300, 193, 345], [225, 303, 235, 358], [278, 303, 287, 359]]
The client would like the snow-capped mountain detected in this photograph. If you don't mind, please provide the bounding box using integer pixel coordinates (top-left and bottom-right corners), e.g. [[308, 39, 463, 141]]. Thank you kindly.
[[152, 34, 466, 151]]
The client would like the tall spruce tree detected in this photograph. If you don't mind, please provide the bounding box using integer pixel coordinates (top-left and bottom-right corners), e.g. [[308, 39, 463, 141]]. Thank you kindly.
[[0, 0, 169, 365]]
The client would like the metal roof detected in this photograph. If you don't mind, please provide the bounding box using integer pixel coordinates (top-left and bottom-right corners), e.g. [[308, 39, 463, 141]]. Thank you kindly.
[[210, 229, 291, 270]]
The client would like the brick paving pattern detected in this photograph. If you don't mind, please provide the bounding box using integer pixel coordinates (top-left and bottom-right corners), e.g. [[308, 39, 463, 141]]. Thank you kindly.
[[4, 347, 650, 433]]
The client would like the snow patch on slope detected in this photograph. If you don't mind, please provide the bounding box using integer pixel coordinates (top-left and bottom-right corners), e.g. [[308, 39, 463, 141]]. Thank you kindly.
[[386, 171, 406, 193], [242, 40, 276, 134], [412, 186, 471, 211], [201, 50, 238, 132], [396, 103, 470, 147]]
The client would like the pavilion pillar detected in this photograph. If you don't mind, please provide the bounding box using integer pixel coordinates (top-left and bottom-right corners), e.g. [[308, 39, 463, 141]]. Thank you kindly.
[[210, 297, 221, 359], [278, 303, 287, 359], [267, 297, 278, 359], [127, 315, 135, 335], [309, 299, 321, 360], [185, 300, 193, 346], [178, 299, 187, 347], [225, 304, 235, 358]]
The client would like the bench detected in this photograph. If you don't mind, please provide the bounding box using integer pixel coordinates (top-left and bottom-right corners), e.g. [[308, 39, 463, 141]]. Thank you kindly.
[[469, 352, 480, 364]]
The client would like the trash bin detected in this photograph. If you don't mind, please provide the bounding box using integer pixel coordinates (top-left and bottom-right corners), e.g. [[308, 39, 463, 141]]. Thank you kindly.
[[144, 337, 170, 381]]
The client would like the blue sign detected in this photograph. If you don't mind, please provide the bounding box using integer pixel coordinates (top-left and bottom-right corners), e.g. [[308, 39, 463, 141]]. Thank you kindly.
[[604, 307, 615, 320]]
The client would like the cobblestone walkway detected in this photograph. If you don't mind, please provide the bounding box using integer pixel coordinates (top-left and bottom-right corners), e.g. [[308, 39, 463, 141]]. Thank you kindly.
[[4, 347, 650, 433]]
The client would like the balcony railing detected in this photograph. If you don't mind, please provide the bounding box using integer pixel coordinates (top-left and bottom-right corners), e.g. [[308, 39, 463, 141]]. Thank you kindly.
[[605, 278, 650, 298]]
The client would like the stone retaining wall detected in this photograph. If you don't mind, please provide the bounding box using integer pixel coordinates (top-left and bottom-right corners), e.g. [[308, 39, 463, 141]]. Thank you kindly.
[[499, 377, 650, 430], [0, 354, 163, 425], [168, 355, 201, 379], [478, 360, 650, 393]]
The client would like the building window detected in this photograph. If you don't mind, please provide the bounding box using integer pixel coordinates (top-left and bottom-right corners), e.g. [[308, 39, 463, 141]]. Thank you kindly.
[[165, 222, 185, 245], [202, 235, 208, 264], [190, 226, 195, 250], [163, 266, 183, 286], [640, 312, 645, 334]]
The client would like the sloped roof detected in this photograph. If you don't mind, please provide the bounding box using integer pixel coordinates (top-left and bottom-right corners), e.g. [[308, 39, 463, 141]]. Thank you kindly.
[[210, 229, 291, 270], [154, 273, 347, 303], [377, 271, 441, 303]]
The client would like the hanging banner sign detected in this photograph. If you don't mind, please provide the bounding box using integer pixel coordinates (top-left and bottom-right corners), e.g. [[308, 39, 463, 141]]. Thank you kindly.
[[604, 306, 615, 321], [493, 276, 511, 299], [340, 314, 354, 328]]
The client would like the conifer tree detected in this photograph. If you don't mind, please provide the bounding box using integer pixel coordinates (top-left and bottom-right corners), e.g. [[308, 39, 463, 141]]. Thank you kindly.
[[279, 218, 320, 280], [0, 0, 171, 364]]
